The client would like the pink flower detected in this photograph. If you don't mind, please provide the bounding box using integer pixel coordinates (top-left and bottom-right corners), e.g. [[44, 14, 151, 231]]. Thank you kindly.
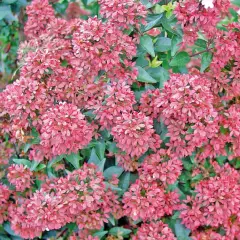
[[132, 221, 176, 240], [99, 0, 147, 29], [0, 185, 11, 224], [72, 17, 137, 81], [123, 179, 180, 221], [111, 111, 161, 158], [7, 164, 33, 192], [40, 102, 93, 157], [24, 0, 55, 39], [180, 163, 240, 238], [96, 81, 136, 129], [9, 164, 120, 239], [139, 150, 182, 186]]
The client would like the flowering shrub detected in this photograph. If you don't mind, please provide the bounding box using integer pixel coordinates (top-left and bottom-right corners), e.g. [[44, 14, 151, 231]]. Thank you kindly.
[[1, 0, 240, 239]]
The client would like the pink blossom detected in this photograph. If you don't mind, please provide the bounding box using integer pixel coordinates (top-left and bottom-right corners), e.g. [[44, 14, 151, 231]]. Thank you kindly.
[[7, 164, 33, 192], [40, 102, 93, 157], [132, 221, 176, 240]]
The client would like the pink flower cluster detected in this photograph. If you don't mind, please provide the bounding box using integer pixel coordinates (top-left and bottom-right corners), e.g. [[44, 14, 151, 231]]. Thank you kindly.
[[8, 164, 120, 239], [132, 221, 176, 240], [123, 151, 182, 221], [40, 102, 93, 158], [0, 184, 11, 224], [140, 74, 218, 158], [180, 163, 240, 240], [99, 0, 147, 29], [7, 164, 33, 192]]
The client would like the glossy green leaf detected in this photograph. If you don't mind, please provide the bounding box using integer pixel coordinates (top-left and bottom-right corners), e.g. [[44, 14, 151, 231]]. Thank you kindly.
[[140, 35, 155, 57], [200, 52, 212, 72], [65, 152, 82, 169], [144, 14, 163, 32], [119, 172, 130, 192], [109, 227, 132, 237], [104, 166, 124, 180], [155, 37, 171, 52], [13, 158, 31, 168], [170, 52, 190, 67], [174, 220, 192, 240], [137, 66, 157, 83]]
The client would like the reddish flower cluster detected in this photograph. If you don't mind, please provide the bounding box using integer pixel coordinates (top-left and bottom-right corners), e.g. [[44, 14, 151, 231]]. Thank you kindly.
[[7, 164, 33, 192], [132, 221, 176, 240], [123, 151, 181, 221], [40, 103, 93, 158], [8, 164, 120, 239], [0, 185, 11, 224], [180, 163, 240, 239], [111, 111, 161, 158], [99, 0, 147, 29]]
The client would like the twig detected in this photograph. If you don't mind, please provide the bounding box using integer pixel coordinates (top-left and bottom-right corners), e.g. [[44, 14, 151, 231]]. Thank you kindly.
[[190, 47, 215, 57]]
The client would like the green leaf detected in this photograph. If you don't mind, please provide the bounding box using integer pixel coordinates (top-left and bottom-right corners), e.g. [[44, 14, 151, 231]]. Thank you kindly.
[[65, 152, 82, 169], [194, 39, 207, 49], [13, 159, 31, 168], [140, 35, 155, 57], [170, 52, 190, 67], [88, 148, 101, 165], [2, 0, 17, 3], [47, 155, 64, 178], [200, 52, 212, 72], [3, 222, 20, 237], [109, 227, 132, 237], [0, 5, 12, 21], [104, 166, 124, 180], [93, 231, 108, 239], [144, 14, 163, 32], [154, 37, 171, 52], [137, 66, 157, 83], [30, 161, 40, 171], [174, 220, 192, 240], [146, 67, 169, 87], [96, 158, 106, 172], [232, 0, 240, 7], [119, 172, 130, 192], [136, 56, 149, 68], [171, 35, 182, 56], [95, 141, 106, 160]]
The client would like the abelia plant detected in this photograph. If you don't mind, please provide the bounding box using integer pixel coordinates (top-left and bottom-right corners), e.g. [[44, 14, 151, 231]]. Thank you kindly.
[[0, 0, 240, 239]]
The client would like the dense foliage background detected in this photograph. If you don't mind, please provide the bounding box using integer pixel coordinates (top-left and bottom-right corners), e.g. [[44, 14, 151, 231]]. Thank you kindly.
[[1, 0, 240, 239]]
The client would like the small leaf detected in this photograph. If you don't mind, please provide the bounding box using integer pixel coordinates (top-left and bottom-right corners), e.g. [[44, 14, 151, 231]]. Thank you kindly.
[[95, 142, 106, 160], [88, 148, 101, 165], [171, 35, 182, 56], [155, 37, 171, 52], [65, 152, 82, 169], [170, 52, 190, 67], [2, 0, 17, 3], [97, 158, 106, 172], [144, 14, 163, 32], [232, 0, 240, 7], [93, 231, 108, 239], [104, 166, 124, 180], [119, 172, 130, 192], [3, 222, 19, 237], [200, 52, 212, 72], [30, 161, 40, 171], [140, 35, 155, 57], [137, 66, 157, 83], [147, 67, 169, 88], [0, 5, 11, 20], [109, 227, 132, 237], [174, 220, 192, 240], [13, 159, 31, 168]]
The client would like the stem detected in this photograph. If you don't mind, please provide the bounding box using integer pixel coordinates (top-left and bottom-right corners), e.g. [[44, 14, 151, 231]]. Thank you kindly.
[[190, 47, 214, 57]]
